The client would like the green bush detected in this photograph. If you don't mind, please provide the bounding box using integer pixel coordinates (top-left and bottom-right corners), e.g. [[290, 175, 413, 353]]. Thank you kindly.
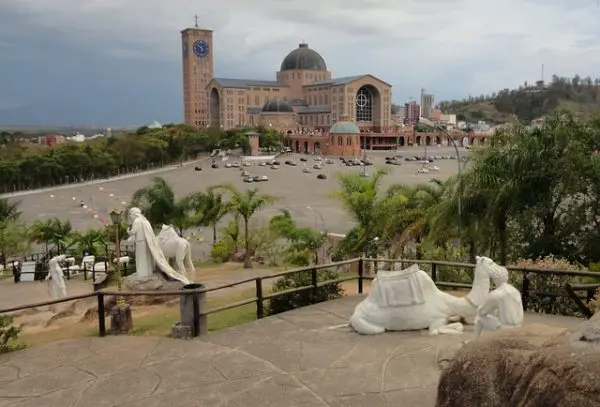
[[510, 256, 586, 316], [0, 315, 24, 354], [210, 241, 231, 263], [267, 269, 343, 316]]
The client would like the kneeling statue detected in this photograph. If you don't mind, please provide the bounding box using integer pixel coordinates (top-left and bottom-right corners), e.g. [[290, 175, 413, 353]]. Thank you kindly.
[[474, 256, 524, 338], [349, 259, 493, 335]]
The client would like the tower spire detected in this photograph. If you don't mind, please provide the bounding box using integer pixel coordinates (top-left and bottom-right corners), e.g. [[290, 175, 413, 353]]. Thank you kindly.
[[194, 14, 199, 28]]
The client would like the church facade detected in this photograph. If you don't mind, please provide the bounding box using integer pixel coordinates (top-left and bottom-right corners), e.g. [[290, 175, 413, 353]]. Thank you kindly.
[[181, 25, 393, 132]]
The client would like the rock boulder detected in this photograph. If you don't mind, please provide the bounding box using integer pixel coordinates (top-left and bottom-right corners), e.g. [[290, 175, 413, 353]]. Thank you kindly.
[[436, 317, 600, 407]]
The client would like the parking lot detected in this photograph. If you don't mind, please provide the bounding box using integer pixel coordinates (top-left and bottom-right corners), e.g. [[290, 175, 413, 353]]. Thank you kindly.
[[8, 146, 467, 258]]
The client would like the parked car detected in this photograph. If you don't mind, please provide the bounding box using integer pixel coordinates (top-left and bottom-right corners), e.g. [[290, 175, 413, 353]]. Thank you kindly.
[[258, 175, 269, 181], [317, 173, 327, 180], [313, 164, 322, 170], [325, 159, 334, 164], [300, 157, 308, 162], [243, 176, 254, 182], [241, 170, 250, 177], [302, 168, 312, 173], [285, 160, 297, 166], [270, 165, 279, 170], [194, 166, 202, 171], [211, 163, 219, 169], [259, 162, 267, 166]]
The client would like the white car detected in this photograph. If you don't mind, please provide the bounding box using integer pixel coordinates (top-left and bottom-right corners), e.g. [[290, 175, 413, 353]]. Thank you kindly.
[[303, 168, 312, 173], [241, 170, 250, 177], [270, 165, 279, 170], [243, 176, 254, 183], [259, 162, 267, 166], [259, 175, 269, 181], [225, 163, 232, 168]]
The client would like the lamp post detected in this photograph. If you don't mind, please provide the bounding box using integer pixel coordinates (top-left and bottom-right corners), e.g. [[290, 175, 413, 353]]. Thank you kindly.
[[306, 206, 325, 231], [418, 117, 463, 237], [109, 209, 123, 292]]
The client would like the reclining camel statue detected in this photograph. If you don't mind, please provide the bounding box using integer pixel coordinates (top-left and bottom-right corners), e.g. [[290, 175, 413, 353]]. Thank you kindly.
[[349, 256, 494, 335]]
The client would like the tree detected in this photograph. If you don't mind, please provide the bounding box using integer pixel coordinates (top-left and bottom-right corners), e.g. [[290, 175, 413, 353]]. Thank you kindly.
[[68, 229, 106, 256], [218, 184, 276, 268], [130, 177, 192, 234], [331, 168, 392, 258], [201, 188, 228, 243], [269, 209, 327, 265], [0, 198, 21, 223], [29, 218, 72, 254]]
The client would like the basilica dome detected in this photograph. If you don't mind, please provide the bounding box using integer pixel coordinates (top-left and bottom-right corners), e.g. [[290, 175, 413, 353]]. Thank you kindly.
[[280, 43, 327, 71], [329, 121, 360, 135], [261, 99, 294, 113]]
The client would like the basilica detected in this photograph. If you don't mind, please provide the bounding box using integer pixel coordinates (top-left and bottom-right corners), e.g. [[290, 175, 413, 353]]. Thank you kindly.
[[181, 26, 393, 133]]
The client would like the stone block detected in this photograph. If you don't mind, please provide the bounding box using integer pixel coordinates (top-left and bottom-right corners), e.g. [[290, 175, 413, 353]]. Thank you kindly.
[[171, 322, 193, 339]]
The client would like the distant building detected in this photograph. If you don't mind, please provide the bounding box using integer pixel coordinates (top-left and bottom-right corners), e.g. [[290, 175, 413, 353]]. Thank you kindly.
[[431, 109, 442, 122], [404, 100, 420, 123], [440, 113, 457, 125], [147, 121, 163, 129], [420, 89, 435, 119], [39, 135, 66, 147]]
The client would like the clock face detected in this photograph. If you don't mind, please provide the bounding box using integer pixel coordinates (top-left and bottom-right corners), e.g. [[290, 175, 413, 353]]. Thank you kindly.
[[193, 40, 209, 57]]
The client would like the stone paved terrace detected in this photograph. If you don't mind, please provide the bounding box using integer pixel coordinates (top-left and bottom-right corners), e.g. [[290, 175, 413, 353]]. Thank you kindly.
[[0, 296, 584, 407]]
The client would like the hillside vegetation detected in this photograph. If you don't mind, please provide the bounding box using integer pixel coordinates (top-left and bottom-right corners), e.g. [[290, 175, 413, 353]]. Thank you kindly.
[[439, 75, 600, 124]]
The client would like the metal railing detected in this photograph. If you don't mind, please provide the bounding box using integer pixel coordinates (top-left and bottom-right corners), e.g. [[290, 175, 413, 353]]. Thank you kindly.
[[1, 257, 597, 338]]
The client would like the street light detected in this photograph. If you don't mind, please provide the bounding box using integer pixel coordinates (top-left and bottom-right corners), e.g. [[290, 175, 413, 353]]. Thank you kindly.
[[418, 117, 463, 236], [306, 206, 325, 231], [109, 209, 123, 292]]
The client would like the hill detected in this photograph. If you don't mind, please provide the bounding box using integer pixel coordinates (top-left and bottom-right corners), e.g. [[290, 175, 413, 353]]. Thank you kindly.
[[439, 75, 600, 124]]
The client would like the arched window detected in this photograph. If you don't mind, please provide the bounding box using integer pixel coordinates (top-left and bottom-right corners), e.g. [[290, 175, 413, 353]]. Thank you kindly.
[[356, 86, 373, 122], [338, 136, 343, 146], [347, 137, 352, 146]]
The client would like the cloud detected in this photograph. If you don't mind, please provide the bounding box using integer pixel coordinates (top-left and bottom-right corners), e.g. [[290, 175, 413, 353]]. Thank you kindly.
[[1, 0, 600, 125]]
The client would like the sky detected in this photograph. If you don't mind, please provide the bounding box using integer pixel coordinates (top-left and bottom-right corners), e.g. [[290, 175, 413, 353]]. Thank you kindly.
[[1, 0, 600, 127]]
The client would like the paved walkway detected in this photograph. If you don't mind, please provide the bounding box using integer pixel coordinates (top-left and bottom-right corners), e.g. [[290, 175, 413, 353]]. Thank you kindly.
[[0, 296, 584, 407]]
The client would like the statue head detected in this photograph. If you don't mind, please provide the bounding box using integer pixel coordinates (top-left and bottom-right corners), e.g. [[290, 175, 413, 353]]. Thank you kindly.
[[129, 207, 142, 222], [476, 255, 508, 286]]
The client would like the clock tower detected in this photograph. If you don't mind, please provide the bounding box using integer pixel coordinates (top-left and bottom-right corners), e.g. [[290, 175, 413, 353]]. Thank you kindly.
[[181, 16, 214, 128]]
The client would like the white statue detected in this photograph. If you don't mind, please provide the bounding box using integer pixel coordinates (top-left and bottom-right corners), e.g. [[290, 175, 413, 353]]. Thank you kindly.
[[126, 207, 190, 284], [349, 261, 492, 335], [157, 225, 195, 277], [46, 255, 67, 299], [474, 256, 524, 338]]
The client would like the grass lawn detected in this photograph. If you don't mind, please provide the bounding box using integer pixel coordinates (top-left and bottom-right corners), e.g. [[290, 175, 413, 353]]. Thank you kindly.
[[16, 287, 260, 347], [130, 288, 259, 336]]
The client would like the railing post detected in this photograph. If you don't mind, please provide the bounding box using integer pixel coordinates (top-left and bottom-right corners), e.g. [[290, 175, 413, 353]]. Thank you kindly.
[[311, 268, 318, 301], [587, 288, 595, 303], [358, 258, 364, 294], [521, 273, 530, 312], [431, 262, 437, 282], [256, 278, 264, 319], [97, 292, 106, 337]]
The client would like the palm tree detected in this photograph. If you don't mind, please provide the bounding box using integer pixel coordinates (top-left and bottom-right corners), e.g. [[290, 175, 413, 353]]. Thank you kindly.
[[385, 179, 447, 259], [0, 198, 21, 223], [217, 184, 276, 268], [69, 229, 106, 256], [130, 177, 192, 234], [29, 218, 73, 255], [332, 168, 390, 258], [201, 188, 228, 243]]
